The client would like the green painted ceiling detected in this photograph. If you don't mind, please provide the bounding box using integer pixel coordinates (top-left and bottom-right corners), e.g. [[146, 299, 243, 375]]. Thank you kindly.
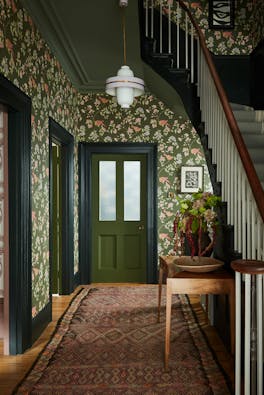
[[20, 0, 187, 116], [20, 0, 144, 92]]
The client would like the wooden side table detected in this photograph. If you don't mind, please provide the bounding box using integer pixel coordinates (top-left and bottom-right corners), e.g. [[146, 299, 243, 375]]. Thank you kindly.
[[159, 256, 235, 370]]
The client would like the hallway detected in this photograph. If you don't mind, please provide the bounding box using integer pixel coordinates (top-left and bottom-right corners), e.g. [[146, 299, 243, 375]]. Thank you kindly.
[[0, 285, 234, 394]]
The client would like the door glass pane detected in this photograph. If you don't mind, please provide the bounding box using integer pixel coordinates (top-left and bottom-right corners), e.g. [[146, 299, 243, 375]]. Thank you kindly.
[[124, 161, 140, 221], [99, 161, 116, 221]]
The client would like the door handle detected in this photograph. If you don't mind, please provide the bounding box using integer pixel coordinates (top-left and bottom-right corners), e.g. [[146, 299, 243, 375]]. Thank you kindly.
[[138, 225, 145, 230]]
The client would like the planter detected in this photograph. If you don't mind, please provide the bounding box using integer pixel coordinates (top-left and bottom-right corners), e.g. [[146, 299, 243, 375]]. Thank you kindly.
[[173, 256, 224, 273]]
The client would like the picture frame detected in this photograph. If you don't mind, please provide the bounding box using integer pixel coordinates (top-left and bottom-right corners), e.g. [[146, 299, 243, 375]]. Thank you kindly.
[[180, 166, 203, 193], [209, 0, 234, 30]]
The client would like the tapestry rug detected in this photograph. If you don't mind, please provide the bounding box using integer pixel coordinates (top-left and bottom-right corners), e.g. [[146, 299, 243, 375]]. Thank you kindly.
[[14, 285, 232, 395]]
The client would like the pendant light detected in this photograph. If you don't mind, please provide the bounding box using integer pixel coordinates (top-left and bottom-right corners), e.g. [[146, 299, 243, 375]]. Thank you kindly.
[[105, 0, 145, 108]]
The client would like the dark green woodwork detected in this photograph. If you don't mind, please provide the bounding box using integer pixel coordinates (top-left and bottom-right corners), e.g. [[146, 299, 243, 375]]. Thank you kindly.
[[79, 143, 158, 285], [251, 39, 264, 109], [0, 73, 32, 354], [91, 154, 147, 283], [32, 301, 52, 344], [212, 54, 251, 106], [51, 144, 62, 294], [49, 118, 74, 296]]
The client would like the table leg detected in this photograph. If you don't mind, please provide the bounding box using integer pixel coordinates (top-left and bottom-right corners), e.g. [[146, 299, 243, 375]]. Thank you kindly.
[[165, 282, 172, 370], [157, 266, 163, 323]]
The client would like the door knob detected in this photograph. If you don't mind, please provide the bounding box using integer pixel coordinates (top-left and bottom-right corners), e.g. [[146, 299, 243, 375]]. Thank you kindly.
[[138, 225, 145, 230]]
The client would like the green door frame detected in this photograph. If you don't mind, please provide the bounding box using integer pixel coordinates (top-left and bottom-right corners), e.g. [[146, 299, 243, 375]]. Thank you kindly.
[[0, 73, 32, 354], [49, 118, 74, 296], [78, 142, 158, 284]]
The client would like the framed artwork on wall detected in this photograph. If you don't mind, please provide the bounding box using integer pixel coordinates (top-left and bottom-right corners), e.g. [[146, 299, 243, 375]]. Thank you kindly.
[[209, 0, 235, 30], [180, 166, 203, 193]]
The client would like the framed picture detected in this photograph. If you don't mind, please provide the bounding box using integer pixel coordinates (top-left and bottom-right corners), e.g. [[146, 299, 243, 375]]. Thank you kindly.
[[209, 0, 234, 30], [180, 166, 203, 193]]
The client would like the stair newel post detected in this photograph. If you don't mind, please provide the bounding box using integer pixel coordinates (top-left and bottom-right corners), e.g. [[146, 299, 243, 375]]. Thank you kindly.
[[251, 275, 257, 395], [234, 270, 241, 395], [232, 260, 264, 395], [256, 274, 263, 395]]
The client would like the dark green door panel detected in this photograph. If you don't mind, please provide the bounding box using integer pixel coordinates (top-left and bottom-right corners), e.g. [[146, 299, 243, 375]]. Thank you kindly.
[[92, 154, 147, 282]]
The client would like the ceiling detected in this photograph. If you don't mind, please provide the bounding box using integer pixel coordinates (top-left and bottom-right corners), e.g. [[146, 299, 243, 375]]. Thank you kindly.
[[20, 0, 145, 93]]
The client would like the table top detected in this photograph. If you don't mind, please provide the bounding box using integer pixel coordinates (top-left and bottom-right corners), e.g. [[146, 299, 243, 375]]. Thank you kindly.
[[159, 255, 234, 279]]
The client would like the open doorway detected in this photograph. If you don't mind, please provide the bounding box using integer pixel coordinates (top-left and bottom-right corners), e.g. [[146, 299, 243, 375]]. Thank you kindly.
[[49, 118, 74, 297], [0, 74, 31, 355]]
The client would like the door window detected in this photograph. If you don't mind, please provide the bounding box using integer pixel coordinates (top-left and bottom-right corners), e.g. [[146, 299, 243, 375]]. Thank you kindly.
[[99, 161, 116, 221], [124, 161, 141, 221]]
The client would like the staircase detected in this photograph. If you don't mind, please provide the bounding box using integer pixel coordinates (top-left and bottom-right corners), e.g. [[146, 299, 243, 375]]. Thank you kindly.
[[139, 1, 264, 394], [231, 103, 264, 190]]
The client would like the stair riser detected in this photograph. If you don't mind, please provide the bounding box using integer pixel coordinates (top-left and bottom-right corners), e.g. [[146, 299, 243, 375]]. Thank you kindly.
[[242, 134, 264, 148], [233, 110, 256, 122], [238, 122, 263, 133], [254, 164, 264, 181], [248, 149, 264, 163]]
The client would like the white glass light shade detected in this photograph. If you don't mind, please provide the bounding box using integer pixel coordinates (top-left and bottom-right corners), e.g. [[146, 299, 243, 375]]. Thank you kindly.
[[105, 65, 144, 108]]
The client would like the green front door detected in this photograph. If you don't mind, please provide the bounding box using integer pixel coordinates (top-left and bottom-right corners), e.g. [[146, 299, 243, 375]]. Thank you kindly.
[[91, 154, 147, 282]]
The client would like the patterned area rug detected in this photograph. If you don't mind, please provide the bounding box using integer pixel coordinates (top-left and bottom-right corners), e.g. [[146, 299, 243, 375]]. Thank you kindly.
[[14, 286, 232, 394]]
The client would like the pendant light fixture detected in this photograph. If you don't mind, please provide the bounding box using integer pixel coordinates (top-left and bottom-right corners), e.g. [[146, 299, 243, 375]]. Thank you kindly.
[[105, 0, 145, 108]]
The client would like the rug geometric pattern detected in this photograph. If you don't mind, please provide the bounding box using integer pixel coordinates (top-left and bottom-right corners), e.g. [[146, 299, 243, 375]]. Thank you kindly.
[[14, 285, 231, 394]]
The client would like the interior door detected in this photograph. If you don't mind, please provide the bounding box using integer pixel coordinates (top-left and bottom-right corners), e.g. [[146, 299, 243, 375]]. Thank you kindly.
[[91, 154, 147, 282]]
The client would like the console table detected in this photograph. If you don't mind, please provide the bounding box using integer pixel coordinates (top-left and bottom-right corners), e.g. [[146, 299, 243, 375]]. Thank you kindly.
[[159, 256, 235, 370]]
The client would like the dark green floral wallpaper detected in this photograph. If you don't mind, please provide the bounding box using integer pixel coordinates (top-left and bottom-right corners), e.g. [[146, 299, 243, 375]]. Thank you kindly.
[[76, 92, 212, 254], [0, 0, 262, 317], [0, 0, 81, 317], [251, 0, 264, 48], [155, 0, 264, 55]]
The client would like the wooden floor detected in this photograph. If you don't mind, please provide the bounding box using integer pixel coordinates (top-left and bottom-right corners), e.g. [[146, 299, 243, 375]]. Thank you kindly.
[[0, 284, 234, 394]]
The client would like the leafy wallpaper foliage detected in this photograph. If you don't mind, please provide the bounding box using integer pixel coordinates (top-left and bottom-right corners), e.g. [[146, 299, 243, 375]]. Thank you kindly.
[[155, 0, 264, 55], [0, 0, 262, 317]]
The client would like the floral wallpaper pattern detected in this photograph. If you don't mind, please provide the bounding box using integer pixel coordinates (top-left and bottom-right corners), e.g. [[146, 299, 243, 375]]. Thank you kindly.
[[154, 0, 263, 55], [251, 0, 264, 48], [0, 0, 262, 317], [0, 0, 81, 316], [76, 93, 212, 255]]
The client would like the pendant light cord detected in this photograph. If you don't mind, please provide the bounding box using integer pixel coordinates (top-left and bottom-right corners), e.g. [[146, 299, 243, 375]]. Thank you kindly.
[[121, 7, 127, 65]]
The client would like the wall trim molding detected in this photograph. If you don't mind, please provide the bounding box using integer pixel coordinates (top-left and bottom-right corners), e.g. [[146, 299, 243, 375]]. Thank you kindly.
[[32, 301, 52, 344]]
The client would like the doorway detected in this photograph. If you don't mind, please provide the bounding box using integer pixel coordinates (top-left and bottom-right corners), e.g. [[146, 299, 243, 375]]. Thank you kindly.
[[0, 73, 31, 355], [49, 118, 74, 296], [79, 143, 158, 284], [91, 153, 147, 282]]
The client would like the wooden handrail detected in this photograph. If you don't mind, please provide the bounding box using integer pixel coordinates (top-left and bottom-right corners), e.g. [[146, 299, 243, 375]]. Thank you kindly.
[[178, 0, 264, 221]]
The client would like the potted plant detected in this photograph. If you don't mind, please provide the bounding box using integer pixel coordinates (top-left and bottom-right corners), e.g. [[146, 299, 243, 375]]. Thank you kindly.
[[173, 191, 222, 258]]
